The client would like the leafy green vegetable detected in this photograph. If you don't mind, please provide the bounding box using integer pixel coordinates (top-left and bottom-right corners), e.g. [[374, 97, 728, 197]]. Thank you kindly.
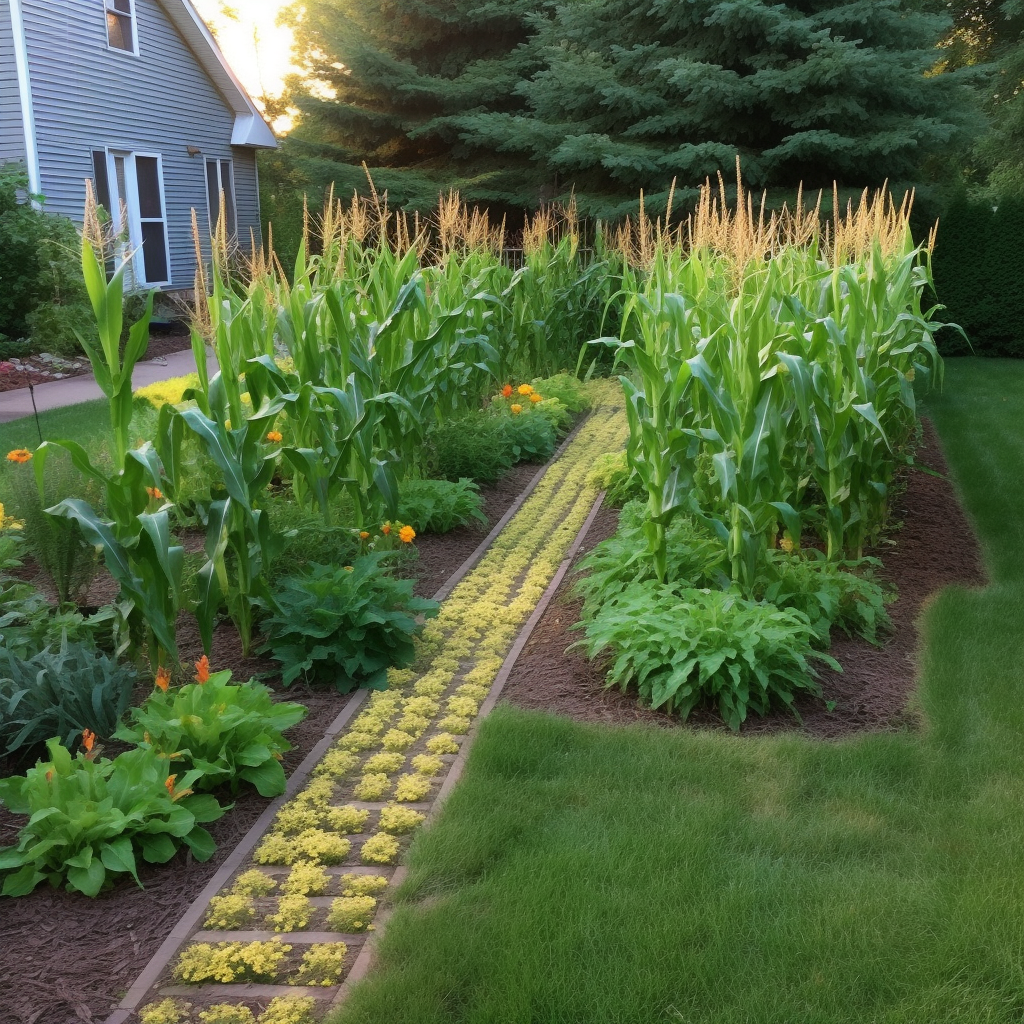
[[398, 478, 486, 535], [0, 640, 137, 758], [116, 670, 306, 797], [576, 581, 838, 730], [755, 549, 893, 645], [0, 739, 224, 897], [260, 554, 439, 690], [575, 501, 728, 618]]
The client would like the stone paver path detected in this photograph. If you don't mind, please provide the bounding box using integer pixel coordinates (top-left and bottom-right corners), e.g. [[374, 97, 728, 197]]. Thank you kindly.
[[108, 388, 627, 1024]]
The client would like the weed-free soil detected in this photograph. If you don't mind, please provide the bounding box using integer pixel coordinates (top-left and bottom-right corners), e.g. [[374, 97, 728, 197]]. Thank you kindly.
[[0, 461, 541, 1024], [503, 419, 988, 738]]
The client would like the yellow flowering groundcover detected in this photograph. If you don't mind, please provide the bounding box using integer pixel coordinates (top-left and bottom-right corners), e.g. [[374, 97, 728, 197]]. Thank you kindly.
[[169, 386, 627, 1002]]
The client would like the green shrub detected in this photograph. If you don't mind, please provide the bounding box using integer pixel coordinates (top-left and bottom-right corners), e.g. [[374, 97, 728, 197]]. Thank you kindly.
[[0, 640, 137, 758], [755, 550, 893, 645], [576, 581, 838, 730], [575, 501, 728, 617], [398, 478, 486, 534], [260, 554, 439, 690], [428, 413, 515, 484], [116, 669, 307, 798], [930, 195, 1024, 358], [0, 739, 224, 897], [0, 165, 91, 351]]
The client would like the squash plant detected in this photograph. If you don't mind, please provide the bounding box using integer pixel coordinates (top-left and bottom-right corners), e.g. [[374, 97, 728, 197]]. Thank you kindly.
[[116, 668, 307, 797], [0, 739, 224, 897]]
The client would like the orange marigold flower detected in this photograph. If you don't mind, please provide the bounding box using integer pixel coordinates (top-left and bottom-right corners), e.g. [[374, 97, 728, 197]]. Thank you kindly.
[[266, 430, 283, 443], [381, 523, 392, 536], [155, 666, 171, 692], [517, 384, 533, 396], [6, 449, 32, 464], [501, 384, 513, 398], [510, 404, 523, 415], [195, 655, 211, 684], [529, 393, 542, 404], [359, 531, 370, 540], [146, 486, 164, 501], [399, 525, 416, 544], [165, 775, 176, 797], [82, 729, 96, 753]]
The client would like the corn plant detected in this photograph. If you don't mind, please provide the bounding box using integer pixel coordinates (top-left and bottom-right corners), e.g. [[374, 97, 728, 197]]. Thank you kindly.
[[33, 440, 182, 666]]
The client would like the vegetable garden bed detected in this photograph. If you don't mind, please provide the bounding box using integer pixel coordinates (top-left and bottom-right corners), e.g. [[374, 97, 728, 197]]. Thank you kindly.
[[0, 458, 545, 1024], [504, 417, 987, 737]]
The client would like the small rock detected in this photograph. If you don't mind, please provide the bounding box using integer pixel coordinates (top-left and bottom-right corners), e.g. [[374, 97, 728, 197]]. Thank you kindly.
[[52, 373, 65, 379], [38, 353, 53, 363]]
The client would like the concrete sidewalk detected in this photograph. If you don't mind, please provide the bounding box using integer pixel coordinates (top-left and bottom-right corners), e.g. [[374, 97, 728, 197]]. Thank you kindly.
[[0, 346, 217, 423]]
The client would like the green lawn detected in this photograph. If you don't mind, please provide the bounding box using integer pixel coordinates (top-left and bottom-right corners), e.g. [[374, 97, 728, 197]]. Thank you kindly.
[[331, 358, 1024, 1024]]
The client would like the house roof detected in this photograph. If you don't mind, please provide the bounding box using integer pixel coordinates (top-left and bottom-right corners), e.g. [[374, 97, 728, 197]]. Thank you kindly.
[[157, 0, 278, 148]]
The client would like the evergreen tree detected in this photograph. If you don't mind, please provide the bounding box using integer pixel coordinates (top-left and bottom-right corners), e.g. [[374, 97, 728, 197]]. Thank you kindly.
[[278, 0, 541, 210], [276, 0, 980, 217], [452, 0, 982, 215]]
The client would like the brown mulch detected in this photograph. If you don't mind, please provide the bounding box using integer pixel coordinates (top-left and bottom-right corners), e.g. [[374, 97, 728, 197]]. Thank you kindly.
[[0, 461, 540, 1024], [503, 419, 988, 739], [0, 329, 191, 394]]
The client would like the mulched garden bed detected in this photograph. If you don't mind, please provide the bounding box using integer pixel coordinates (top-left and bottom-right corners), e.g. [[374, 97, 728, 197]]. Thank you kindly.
[[0, 328, 192, 394], [503, 419, 988, 739], [0, 460, 542, 1024]]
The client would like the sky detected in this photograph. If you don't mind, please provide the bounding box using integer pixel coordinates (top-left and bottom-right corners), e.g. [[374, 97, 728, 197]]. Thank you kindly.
[[192, 0, 296, 103]]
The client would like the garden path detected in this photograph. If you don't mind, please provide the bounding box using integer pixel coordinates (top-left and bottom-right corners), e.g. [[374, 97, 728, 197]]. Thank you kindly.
[[0, 347, 215, 423], [105, 385, 628, 1024]]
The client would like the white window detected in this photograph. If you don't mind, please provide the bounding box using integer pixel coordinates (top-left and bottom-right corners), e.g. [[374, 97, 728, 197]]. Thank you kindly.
[[205, 158, 237, 237], [105, 0, 138, 54], [98, 150, 171, 287]]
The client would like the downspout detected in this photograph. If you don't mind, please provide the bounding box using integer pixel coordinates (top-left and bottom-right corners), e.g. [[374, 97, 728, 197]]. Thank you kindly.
[[8, 0, 41, 199]]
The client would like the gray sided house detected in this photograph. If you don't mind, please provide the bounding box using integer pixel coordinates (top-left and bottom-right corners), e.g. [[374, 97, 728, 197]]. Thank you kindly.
[[0, 0, 276, 292]]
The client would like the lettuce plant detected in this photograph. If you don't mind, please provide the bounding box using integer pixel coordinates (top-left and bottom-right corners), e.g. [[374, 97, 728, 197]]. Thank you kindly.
[[576, 581, 839, 730], [0, 739, 224, 897], [116, 669, 307, 797], [260, 554, 438, 690]]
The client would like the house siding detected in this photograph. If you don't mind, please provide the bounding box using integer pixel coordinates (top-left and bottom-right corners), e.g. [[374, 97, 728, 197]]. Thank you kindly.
[[0, 2, 26, 166], [21, 0, 262, 288]]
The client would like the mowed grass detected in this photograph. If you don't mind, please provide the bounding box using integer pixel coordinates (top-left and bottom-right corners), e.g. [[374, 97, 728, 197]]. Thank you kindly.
[[331, 358, 1024, 1024]]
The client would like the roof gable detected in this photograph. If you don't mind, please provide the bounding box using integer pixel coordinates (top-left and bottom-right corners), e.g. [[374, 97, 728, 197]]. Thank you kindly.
[[157, 0, 277, 148]]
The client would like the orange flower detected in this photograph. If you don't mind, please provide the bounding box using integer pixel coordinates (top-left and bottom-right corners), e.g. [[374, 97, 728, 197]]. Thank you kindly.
[[195, 655, 211, 684], [155, 666, 171, 692], [359, 531, 370, 540], [165, 775, 176, 797], [501, 384, 513, 398], [6, 449, 32, 464], [146, 486, 164, 501], [266, 430, 283, 443], [381, 523, 392, 536], [399, 525, 416, 544], [529, 393, 542, 404], [510, 404, 523, 415], [45, 770, 53, 783], [82, 729, 96, 753], [517, 384, 533, 396]]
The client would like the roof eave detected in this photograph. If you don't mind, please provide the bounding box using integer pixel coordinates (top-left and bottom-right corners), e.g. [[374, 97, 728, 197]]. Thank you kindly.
[[160, 0, 278, 150]]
